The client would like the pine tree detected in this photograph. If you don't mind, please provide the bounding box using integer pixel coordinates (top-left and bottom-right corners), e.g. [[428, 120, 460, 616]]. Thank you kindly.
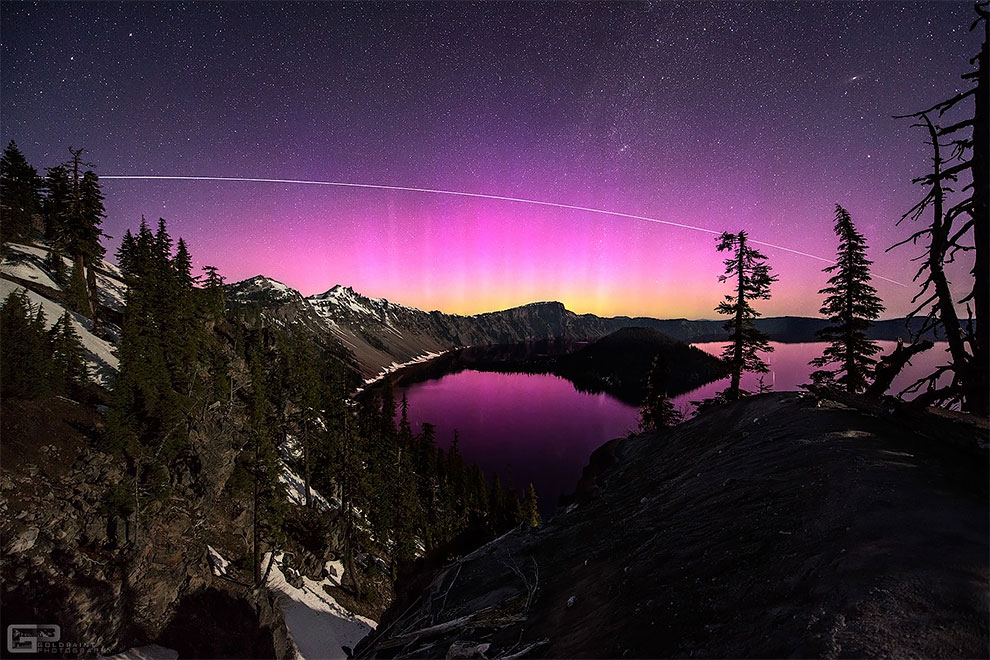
[[49, 311, 89, 395], [248, 347, 286, 586], [505, 484, 522, 529], [466, 463, 488, 517], [0, 141, 42, 249], [78, 170, 106, 329], [810, 205, 885, 392], [639, 353, 684, 431], [521, 483, 541, 528], [715, 231, 777, 400], [54, 150, 106, 328], [0, 290, 52, 398], [201, 265, 226, 319], [173, 238, 196, 288], [117, 229, 135, 271]]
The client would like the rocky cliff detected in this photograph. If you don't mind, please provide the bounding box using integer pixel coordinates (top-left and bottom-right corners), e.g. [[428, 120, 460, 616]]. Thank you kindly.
[[356, 393, 989, 658], [0, 391, 294, 658]]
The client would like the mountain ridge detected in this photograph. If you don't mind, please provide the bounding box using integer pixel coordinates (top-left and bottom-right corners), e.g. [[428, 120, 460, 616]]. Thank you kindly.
[[224, 275, 938, 380]]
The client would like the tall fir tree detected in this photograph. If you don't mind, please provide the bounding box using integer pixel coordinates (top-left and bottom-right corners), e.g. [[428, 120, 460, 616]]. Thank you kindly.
[[78, 169, 107, 329], [810, 205, 885, 392], [201, 265, 226, 319], [715, 231, 777, 400], [0, 291, 52, 398], [248, 346, 287, 586], [0, 141, 42, 249], [49, 311, 89, 395]]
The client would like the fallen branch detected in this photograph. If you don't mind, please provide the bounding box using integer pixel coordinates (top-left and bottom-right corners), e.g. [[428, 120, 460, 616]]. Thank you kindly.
[[496, 638, 550, 660], [865, 339, 935, 397]]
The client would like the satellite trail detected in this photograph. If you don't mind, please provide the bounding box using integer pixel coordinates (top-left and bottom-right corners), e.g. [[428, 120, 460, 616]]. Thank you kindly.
[[101, 175, 907, 287]]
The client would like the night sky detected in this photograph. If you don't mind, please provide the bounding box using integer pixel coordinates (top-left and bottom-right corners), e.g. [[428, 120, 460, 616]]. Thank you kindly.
[[1, 2, 979, 318]]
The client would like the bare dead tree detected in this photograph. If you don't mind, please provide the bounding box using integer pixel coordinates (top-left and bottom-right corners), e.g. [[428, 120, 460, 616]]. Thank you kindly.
[[889, 4, 988, 416]]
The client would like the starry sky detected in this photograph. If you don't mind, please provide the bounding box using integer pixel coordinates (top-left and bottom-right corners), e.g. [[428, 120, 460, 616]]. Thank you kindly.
[[0, 1, 979, 318]]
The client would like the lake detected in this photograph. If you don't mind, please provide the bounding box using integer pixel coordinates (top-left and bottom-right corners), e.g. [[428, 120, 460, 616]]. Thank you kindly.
[[395, 341, 951, 516]]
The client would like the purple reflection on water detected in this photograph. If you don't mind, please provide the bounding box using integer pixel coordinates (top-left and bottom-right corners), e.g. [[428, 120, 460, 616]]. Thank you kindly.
[[395, 369, 640, 516], [675, 341, 952, 413], [396, 342, 951, 517]]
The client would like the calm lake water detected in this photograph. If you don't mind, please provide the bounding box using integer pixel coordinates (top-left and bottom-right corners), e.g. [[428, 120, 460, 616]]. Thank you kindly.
[[396, 341, 950, 516]]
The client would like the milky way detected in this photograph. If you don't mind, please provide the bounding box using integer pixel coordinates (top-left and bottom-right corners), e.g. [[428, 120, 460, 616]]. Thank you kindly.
[[1, 2, 977, 317]]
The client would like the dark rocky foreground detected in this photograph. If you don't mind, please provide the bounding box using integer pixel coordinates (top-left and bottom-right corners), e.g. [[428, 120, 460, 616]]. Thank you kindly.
[[358, 393, 989, 659], [0, 395, 295, 659]]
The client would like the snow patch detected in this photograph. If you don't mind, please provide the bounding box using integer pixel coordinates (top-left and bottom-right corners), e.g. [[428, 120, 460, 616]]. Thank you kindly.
[[1, 243, 67, 289], [266, 552, 376, 660], [359, 350, 449, 389], [207, 544, 231, 577], [308, 284, 418, 319], [95, 269, 128, 310]]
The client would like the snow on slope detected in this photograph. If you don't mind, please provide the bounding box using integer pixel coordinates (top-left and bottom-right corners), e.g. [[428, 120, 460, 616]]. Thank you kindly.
[[229, 275, 302, 305], [308, 284, 419, 332], [266, 552, 376, 660], [357, 349, 449, 391], [272, 446, 376, 657], [95, 268, 127, 310], [0, 279, 119, 383], [1, 242, 128, 310], [0, 242, 65, 289]]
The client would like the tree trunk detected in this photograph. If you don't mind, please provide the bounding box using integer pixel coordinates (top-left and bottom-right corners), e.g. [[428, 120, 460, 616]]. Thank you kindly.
[[253, 439, 261, 586], [303, 420, 312, 508], [729, 233, 746, 399], [260, 548, 277, 586], [968, 17, 988, 416], [85, 261, 100, 334], [845, 256, 855, 393], [922, 115, 971, 405]]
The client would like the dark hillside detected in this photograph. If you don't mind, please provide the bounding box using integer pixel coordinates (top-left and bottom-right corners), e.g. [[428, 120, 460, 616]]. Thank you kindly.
[[553, 326, 728, 404], [357, 393, 989, 659]]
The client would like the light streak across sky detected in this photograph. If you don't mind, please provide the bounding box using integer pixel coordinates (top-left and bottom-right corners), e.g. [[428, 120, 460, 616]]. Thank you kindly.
[[100, 175, 907, 287]]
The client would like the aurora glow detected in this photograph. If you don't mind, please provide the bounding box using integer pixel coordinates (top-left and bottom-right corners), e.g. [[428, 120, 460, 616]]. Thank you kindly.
[[1, 2, 977, 319]]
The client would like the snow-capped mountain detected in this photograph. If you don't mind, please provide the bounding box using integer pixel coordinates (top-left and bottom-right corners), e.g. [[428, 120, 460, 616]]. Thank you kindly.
[[227, 275, 304, 306], [224, 277, 624, 380]]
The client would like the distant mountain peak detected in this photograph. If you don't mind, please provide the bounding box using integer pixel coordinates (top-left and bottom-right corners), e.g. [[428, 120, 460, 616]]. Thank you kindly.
[[308, 283, 416, 315], [227, 275, 301, 304], [311, 283, 356, 299]]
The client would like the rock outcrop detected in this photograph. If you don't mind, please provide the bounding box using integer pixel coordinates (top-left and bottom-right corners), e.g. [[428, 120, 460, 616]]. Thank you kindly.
[[357, 393, 989, 658], [0, 395, 293, 658]]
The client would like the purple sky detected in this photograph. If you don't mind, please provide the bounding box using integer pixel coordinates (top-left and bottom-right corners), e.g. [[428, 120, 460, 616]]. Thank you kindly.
[[1, 2, 979, 318]]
